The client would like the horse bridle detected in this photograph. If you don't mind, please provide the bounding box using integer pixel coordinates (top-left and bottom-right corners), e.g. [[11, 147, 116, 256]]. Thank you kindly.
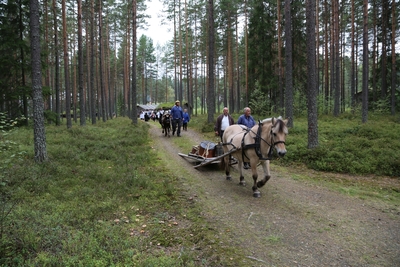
[[241, 120, 285, 161]]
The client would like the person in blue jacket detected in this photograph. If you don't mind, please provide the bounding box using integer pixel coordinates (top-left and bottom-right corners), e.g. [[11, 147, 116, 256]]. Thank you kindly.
[[182, 109, 190, 131], [237, 107, 256, 169], [237, 107, 255, 128], [171, 100, 184, 136]]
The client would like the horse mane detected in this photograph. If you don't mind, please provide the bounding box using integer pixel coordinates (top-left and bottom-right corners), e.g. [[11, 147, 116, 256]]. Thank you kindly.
[[261, 116, 287, 134], [260, 116, 282, 124]]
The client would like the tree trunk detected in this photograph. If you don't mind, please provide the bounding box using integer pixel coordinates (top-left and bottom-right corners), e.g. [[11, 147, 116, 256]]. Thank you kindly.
[[362, 0, 369, 123], [90, 0, 96, 124], [30, 0, 48, 162], [131, 0, 138, 124], [350, 0, 356, 111], [53, 0, 60, 126], [390, 0, 396, 115], [284, 0, 293, 128], [207, 0, 215, 123], [62, 0, 72, 128], [380, 0, 388, 99], [306, 0, 318, 148], [77, 0, 85, 125]]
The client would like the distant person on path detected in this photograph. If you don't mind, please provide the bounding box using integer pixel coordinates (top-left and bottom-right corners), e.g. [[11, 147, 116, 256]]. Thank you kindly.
[[214, 107, 235, 142], [183, 109, 190, 131], [171, 100, 183, 137], [237, 107, 255, 169]]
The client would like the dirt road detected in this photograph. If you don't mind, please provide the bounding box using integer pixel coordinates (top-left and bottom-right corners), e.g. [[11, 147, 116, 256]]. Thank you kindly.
[[148, 122, 400, 267]]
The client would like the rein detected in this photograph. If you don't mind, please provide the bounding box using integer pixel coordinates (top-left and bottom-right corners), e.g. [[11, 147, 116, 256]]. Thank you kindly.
[[242, 120, 285, 161]]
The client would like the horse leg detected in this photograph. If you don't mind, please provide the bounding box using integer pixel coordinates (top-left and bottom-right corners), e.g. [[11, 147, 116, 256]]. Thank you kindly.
[[251, 172, 261, 198], [256, 160, 271, 188], [238, 161, 246, 186], [225, 156, 232, 180]]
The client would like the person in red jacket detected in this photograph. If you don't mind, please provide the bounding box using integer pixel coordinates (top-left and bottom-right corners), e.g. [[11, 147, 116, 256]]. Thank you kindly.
[[214, 107, 235, 142]]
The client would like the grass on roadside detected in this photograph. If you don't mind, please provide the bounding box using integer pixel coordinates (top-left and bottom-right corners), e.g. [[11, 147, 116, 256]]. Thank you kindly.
[[188, 112, 400, 177], [0, 117, 240, 266]]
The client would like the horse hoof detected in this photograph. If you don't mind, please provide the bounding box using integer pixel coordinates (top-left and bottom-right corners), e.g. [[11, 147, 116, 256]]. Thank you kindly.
[[226, 176, 232, 181], [239, 181, 246, 186], [253, 191, 261, 198]]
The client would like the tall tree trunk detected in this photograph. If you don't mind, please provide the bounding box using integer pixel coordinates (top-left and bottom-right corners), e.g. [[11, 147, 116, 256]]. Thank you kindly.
[[62, 0, 72, 128], [30, 0, 48, 162], [19, 0, 28, 125], [53, 0, 60, 126], [131, 0, 138, 124], [90, 0, 96, 124], [333, 0, 340, 116], [244, 0, 248, 108], [99, 0, 106, 122], [323, 0, 329, 114], [350, 0, 356, 111], [207, 0, 215, 123], [306, 0, 318, 148], [77, 0, 85, 125], [390, 0, 396, 115], [380, 0, 388, 99], [362, 0, 369, 123], [235, 13, 240, 113], [85, 13, 91, 119], [277, 0, 284, 113], [284, 0, 293, 127], [372, 0, 377, 102]]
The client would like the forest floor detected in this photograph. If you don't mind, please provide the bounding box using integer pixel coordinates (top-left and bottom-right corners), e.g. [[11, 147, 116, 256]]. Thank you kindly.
[[148, 121, 400, 267]]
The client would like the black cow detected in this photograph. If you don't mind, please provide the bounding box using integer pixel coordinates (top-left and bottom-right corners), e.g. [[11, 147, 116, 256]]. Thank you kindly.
[[161, 113, 172, 137]]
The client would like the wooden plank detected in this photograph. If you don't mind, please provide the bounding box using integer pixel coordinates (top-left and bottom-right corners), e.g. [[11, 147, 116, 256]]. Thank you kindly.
[[193, 149, 237, 169]]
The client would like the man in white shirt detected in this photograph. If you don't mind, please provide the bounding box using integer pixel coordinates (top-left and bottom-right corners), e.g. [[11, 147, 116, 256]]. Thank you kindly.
[[214, 107, 235, 141]]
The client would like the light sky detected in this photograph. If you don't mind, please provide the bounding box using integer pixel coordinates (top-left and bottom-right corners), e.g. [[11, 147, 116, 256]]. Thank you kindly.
[[137, 0, 172, 46]]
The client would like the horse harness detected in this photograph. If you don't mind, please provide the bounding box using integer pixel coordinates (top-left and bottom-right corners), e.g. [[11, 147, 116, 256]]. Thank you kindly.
[[223, 120, 285, 162]]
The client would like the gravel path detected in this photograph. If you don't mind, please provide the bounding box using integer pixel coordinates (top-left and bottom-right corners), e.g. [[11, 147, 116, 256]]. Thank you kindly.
[[148, 121, 400, 267]]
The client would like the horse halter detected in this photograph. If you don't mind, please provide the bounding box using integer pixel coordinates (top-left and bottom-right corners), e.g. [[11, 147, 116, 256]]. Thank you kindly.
[[243, 119, 285, 161]]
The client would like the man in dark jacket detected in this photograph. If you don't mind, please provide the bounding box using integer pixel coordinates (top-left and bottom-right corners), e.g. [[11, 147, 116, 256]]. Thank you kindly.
[[171, 100, 183, 136], [214, 107, 235, 141]]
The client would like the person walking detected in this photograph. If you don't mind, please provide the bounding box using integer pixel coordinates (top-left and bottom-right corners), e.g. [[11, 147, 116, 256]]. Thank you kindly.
[[182, 109, 190, 131], [237, 107, 256, 169], [171, 100, 183, 137], [214, 107, 235, 141]]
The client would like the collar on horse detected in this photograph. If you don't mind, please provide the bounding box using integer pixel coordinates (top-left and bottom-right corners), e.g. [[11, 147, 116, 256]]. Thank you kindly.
[[241, 120, 283, 161]]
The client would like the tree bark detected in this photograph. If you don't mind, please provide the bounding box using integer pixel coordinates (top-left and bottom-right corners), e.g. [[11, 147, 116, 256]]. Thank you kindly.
[[30, 0, 48, 162], [131, 0, 138, 124], [207, 0, 215, 123], [62, 0, 72, 128], [77, 0, 85, 125], [362, 0, 369, 123], [306, 0, 318, 148], [284, 0, 293, 127]]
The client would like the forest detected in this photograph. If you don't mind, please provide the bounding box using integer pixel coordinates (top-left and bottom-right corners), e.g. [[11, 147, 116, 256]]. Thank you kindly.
[[0, 0, 399, 126]]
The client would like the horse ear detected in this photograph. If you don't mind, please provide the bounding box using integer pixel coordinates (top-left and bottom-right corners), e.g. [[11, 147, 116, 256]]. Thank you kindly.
[[283, 118, 289, 125], [272, 117, 276, 125]]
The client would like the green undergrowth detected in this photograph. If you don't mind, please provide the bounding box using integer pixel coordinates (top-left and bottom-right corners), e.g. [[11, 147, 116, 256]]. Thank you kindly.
[[0, 117, 239, 266], [283, 114, 400, 177], [190, 113, 400, 178]]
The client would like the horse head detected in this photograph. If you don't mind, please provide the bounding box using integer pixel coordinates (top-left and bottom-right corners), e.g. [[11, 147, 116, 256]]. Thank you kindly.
[[259, 116, 288, 158], [270, 117, 288, 157]]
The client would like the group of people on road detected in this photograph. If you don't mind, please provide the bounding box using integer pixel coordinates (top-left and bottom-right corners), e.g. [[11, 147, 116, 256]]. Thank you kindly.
[[214, 106, 255, 169], [169, 100, 190, 137]]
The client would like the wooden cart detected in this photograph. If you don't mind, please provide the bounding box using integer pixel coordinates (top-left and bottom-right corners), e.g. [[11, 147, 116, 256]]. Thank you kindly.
[[178, 141, 237, 169]]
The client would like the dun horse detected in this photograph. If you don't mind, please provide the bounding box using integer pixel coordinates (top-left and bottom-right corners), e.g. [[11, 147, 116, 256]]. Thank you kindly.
[[220, 117, 288, 197]]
